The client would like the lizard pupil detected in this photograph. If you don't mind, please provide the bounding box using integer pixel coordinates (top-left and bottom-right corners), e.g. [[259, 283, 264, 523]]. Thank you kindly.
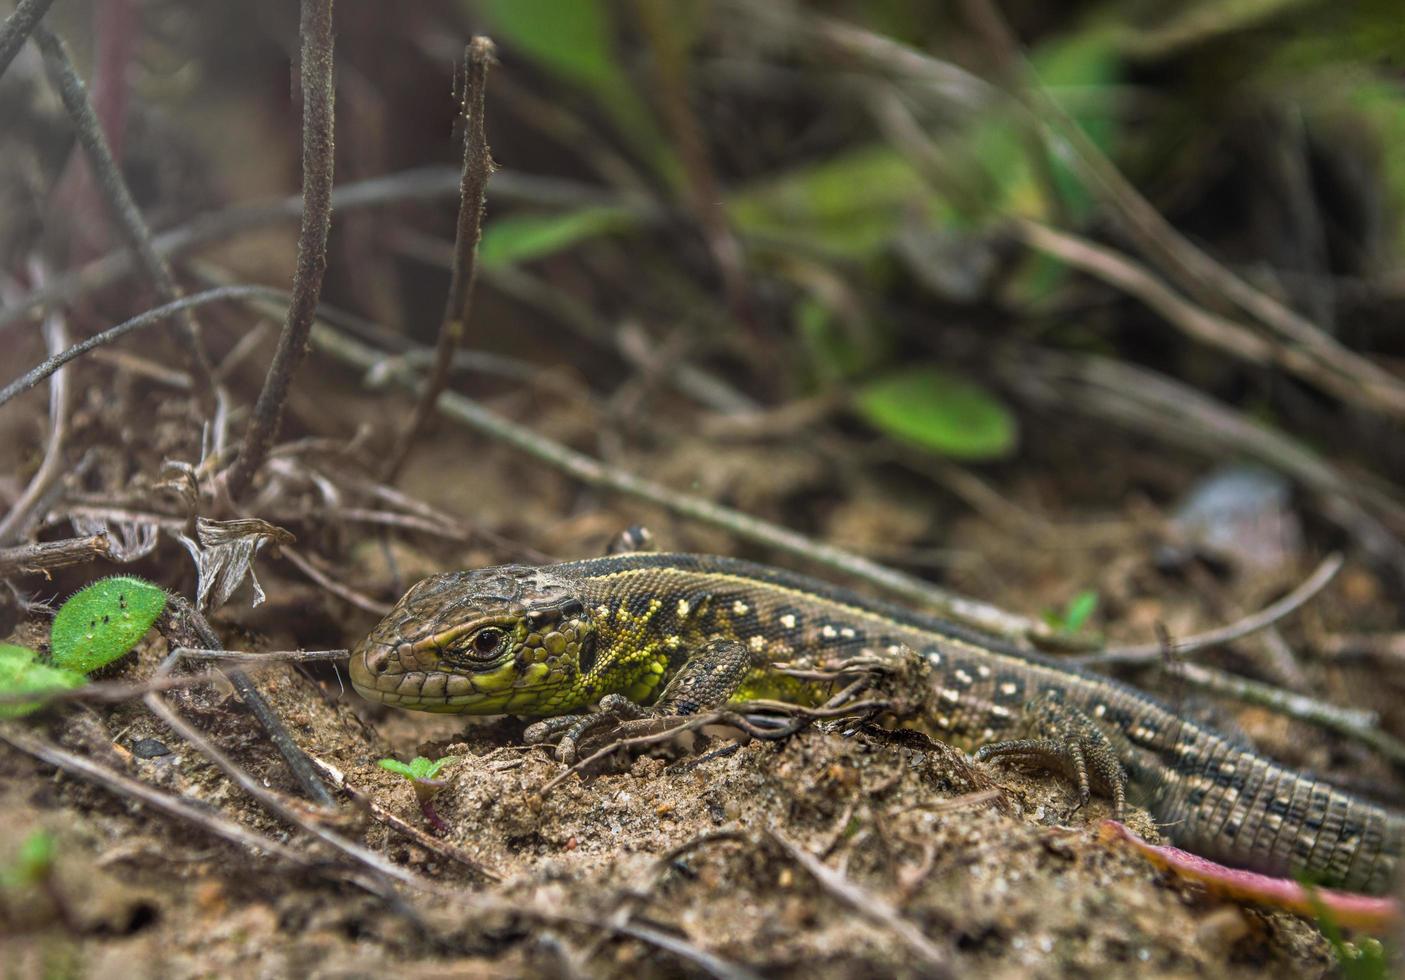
[[473, 628, 504, 656], [576, 633, 597, 677]]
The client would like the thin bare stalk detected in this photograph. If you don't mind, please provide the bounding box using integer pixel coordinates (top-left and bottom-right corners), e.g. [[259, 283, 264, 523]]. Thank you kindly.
[[0, 285, 283, 410], [32, 24, 217, 404], [0, 0, 55, 80], [767, 829, 952, 976], [225, 0, 336, 500], [312, 323, 1044, 641], [0, 534, 110, 575], [0, 726, 311, 866], [1171, 662, 1405, 768], [0, 164, 634, 334], [0, 308, 70, 546], [159, 593, 336, 808], [382, 37, 495, 482], [1076, 554, 1344, 666]]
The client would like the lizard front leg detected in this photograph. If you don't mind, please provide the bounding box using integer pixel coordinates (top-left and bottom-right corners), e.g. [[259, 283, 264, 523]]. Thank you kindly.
[[524, 638, 759, 763]]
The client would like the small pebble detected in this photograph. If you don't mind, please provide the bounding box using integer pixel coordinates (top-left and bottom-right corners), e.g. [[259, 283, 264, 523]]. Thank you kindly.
[[130, 738, 171, 759]]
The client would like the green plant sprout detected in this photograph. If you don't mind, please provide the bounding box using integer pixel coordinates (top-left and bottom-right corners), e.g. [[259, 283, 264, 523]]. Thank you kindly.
[[0, 830, 55, 892], [0, 829, 75, 932], [49, 576, 166, 673], [1043, 589, 1099, 634], [0, 645, 85, 718], [378, 755, 458, 833]]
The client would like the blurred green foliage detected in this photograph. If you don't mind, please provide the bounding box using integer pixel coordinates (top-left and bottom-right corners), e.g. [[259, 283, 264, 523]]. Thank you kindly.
[[0, 645, 85, 719], [854, 367, 1018, 460]]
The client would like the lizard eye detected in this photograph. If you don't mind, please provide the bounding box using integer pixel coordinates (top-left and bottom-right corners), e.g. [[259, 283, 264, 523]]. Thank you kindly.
[[559, 598, 584, 618], [471, 628, 505, 657]]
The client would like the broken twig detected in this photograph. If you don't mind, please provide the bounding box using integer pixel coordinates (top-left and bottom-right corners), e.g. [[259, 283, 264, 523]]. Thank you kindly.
[[382, 37, 495, 481]]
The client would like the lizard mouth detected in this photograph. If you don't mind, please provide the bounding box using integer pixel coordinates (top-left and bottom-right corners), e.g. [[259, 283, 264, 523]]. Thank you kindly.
[[347, 639, 396, 703], [348, 636, 540, 713]]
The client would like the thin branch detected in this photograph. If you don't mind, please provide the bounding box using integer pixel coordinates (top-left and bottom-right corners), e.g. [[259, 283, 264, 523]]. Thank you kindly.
[[143, 662, 421, 894], [0, 0, 55, 81], [1010, 220, 1394, 416], [32, 24, 217, 403], [280, 545, 392, 616], [767, 830, 951, 976], [224, 0, 336, 500], [0, 285, 283, 410], [1075, 553, 1344, 666], [613, 922, 763, 980], [159, 593, 336, 808], [311, 323, 1045, 642], [0, 164, 635, 335], [171, 646, 349, 664], [0, 307, 71, 545], [0, 725, 311, 866], [1167, 661, 1405, 767], [308, 755, 500, 882], [0, 647, 345, 710], [382, 37, 495, 482], [0, 533, 110, 576]]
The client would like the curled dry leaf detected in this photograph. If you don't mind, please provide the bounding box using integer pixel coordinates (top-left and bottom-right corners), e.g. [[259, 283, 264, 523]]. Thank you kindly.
[[69, 515, 159, 563], [175, 517, 295, 611]]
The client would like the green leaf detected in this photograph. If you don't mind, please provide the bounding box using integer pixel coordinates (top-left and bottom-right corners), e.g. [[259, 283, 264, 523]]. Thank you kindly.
[[0, 645, 86, 718], [378, 755, 457, 782], [1345, 79, 1405, 253], [794, 294, 886, 383], [1062, 590, 1100, 633], [476, 0, 620, 94], [1, 830, 56, 890], [474, 0, 677, 183], [50, 576, 166, 674], [728, 145, 948, 259], [479, 207, 636, 269], [1030, 27, 1121, 219], [853, 367, 1018, 460]]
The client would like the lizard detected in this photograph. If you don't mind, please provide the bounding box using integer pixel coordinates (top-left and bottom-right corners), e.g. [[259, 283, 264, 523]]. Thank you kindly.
[[348, 549, 1405, 895]]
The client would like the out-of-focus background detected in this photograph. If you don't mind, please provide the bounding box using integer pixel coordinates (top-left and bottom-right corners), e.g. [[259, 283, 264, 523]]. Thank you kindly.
[[3, 1, 1405, 975]]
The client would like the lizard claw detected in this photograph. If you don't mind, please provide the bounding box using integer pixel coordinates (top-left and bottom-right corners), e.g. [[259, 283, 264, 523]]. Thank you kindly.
[[974, 692, 1127, 818]]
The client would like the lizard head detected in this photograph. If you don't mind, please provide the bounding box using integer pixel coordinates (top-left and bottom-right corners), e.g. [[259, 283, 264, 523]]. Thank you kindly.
[[349, 565, 597, 714]]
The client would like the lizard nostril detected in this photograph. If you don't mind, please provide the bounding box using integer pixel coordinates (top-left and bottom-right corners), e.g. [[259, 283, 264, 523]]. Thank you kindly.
[[361, 645, 391, 675]]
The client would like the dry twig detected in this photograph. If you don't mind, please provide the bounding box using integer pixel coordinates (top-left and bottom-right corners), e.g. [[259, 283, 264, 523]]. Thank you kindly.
[[767, 829, 951, 976], [0, 284, 283, 409], [308, 755, 500, 882], [311, 323, 1045, 641], [0, 0, 54, 80], [1076, 553, 1344, 666], [32, 24, 217, 403], [0, 534, 111, 576], [159, 592, 337, 808], [382, 37, 495, 481], [0, 307, 71, 546], [0, 726, 310, 866], [224, 0, 336, 500]]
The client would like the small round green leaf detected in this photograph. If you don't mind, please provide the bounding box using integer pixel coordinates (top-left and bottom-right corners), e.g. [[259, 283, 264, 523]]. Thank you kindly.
[[854, 367, 1018, 460], [0, 645, 85, 718], [50, 576, 166, 674]]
